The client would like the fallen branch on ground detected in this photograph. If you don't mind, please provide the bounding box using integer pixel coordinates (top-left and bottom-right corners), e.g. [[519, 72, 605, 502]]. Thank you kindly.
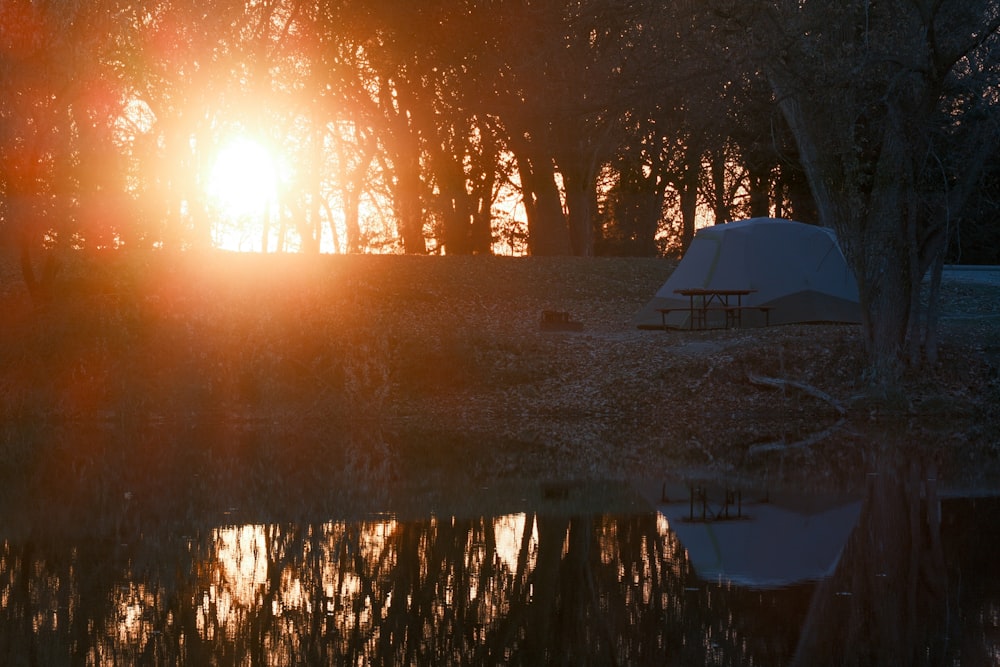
[[690, 360, 717, 392], [747, 372, 846, 415]]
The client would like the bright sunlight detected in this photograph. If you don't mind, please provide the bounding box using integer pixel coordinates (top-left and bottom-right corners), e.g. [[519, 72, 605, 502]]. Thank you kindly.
[[207, 137, 279, 250]]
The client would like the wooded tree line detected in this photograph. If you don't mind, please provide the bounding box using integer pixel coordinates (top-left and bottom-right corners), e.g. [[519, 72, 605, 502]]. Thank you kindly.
[[0, 0, 807, 258], [1, 0, 998, 383]]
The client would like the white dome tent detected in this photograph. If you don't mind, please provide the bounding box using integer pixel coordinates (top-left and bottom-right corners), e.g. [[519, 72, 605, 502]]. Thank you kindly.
[[633, 218, 861, 329]]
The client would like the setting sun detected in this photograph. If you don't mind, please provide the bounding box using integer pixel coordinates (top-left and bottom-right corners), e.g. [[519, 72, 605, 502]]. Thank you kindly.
[[207, 137, 279, 222]]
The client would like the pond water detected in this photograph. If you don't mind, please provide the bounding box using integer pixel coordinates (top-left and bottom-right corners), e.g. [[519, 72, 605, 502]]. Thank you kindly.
[[2, 474, 999, 666]]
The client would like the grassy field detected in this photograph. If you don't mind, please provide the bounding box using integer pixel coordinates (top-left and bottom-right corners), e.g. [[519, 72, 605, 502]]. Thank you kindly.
[[2, 249, 999, 539]]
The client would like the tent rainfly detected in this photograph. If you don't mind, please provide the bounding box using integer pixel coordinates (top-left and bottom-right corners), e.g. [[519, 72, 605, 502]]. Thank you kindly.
[[633, 218, 861, 329]]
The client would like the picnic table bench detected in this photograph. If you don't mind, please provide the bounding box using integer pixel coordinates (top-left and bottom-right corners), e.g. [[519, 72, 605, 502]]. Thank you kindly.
[[657, 288, 771, 330]]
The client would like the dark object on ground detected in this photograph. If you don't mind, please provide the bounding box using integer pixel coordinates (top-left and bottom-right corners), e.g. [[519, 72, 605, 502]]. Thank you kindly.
[[540, 310, 583, 331]]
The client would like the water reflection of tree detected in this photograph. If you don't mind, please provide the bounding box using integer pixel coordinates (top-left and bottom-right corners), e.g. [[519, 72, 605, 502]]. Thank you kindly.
[[791, 463, 949, 666], [1, 511, 825, 664]]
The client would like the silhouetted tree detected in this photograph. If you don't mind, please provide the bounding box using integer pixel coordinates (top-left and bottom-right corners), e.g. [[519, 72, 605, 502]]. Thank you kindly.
[[727, 0, 1000, 385]]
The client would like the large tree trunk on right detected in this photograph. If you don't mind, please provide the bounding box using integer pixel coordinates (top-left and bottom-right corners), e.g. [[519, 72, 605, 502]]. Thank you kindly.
[[759, 0, 1000, 388], [771, 80, 915, 388]]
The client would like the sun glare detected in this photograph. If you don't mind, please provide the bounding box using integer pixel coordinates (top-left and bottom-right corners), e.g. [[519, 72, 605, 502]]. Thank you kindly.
[[207, 137, 279, 223]]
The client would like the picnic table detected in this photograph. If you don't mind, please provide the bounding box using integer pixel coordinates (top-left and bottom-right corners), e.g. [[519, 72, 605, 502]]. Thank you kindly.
[[658, 288, 768, 330]]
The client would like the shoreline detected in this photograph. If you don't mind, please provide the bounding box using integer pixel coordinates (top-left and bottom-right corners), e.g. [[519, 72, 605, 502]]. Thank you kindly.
[[1, 253, 998, 537]]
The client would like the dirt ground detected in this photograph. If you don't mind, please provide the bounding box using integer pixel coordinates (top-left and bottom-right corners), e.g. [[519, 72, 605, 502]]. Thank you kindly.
[[385, 262, 1000, 500]]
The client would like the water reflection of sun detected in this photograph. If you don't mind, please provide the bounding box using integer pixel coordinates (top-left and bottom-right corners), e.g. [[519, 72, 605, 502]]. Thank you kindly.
[[197, 524, 271, 637], [493, 514, 537, 571], [116, 583, 156, 644], [177, 516, 549, 649], [195, 520, 402, 635]]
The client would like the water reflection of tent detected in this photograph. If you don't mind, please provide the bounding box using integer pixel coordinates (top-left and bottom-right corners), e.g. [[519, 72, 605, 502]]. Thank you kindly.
[[659, 498, 862, 589]]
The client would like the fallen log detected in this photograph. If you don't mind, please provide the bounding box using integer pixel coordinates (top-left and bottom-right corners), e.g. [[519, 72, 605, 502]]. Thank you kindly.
[[747, 372, 846, 415]]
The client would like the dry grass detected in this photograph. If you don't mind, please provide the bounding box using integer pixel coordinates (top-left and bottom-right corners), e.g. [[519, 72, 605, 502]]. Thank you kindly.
[[1, 249, 998, 537]]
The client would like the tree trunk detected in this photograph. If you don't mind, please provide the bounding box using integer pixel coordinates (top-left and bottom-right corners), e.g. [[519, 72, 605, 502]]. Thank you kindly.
[[710, 148, 731, 223], [469, 181, 495, 255], [770, 77, 915, 387], [259, 202, 270, 253], [19, 226, 60, 304], [438, 161, 474, 255], [745, 159, 772, 219], [856, 226, 911, 387], [299, 194, 321, 254], [394, 154, 427, 254], [563, 169, 595, 256], [321, 197, 341, 254], [853, 113, 916, 387], [632, 188, 663, 256], [615, 158, 666, 256], [678, 162, 700, 248], [514, 145, 571, 256]]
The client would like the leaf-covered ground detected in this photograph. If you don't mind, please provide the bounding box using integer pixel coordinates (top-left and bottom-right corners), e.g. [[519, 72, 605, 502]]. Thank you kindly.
[[1, 250, 999, 534]]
